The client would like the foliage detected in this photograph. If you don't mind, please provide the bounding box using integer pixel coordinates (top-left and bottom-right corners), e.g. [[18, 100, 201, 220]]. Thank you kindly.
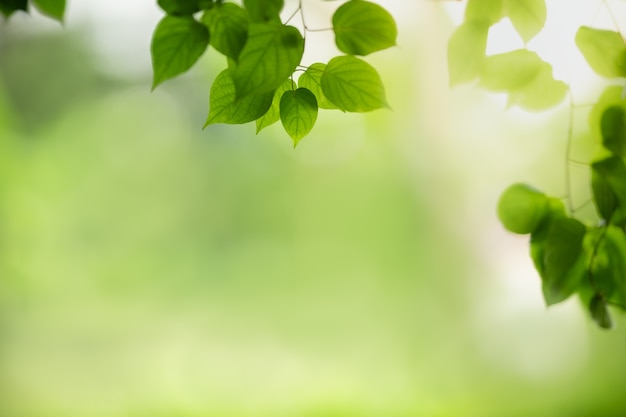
[[151, 0, 396, 147], [451, 0, 626, 328], [3, 0, 626, 330], [0, 0, 65, 21]]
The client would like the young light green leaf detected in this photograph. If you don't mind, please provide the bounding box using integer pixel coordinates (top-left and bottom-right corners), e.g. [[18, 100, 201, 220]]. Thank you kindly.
[[504, 0, 546, 43], [0, 0, 27, 18], [592, 156, 626, 217], [497, 183, 549, 234], [280, 87, 318, 147], [480, 49, 543, 91], [32, 0, 65, 21], [205, 69, 274, 126], [600, 106, 626, 156], [447, 20, 490, 86], [542, 217, 587, 306], [151, 16, 210, 90], [202, 3, 249, 61], [256, 79, 295, 133], [576, 26, 626, 78], [233, 23, 304, 97], [589, 294, 613, 329], [157, 0, 200, 16], [321, 55, 389, 112], [332, 0, 397, 56], [465, 0, 503, 25], [243, 0, 283, 22], [506, 64, 567, 111], [298, 63, 339, 110]]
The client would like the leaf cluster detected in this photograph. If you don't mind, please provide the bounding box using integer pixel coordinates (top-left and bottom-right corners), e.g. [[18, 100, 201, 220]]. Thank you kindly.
[[448, 0, 566, 111], [0, 0, 65, 22], [493, 22, 626, 329], [151, 0, 396, 147], [449, 0, 626, 329]]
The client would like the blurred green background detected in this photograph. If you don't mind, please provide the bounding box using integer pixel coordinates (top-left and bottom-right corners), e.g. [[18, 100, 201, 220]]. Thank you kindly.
[[1, 1, 626, 417]]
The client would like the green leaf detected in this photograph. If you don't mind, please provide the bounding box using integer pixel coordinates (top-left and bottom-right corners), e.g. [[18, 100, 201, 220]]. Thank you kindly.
[[297, 63, 339, 110], [0, 0, 27, 18], [591, 166, 618, 221], [505, 64, 567, 111], [321, 55, 389, 112], [157, 0, 200, 16], [243, 0, 283, 22], [280, 87, 318, 147], [575, 26, 626, 78], [589, 294, 613, 329], [480, 50, 566, 110], [542, 217, 587, 306], [332, 0, 397, 56], [233, 23, 304, 97], [465, 0, 503, 25], [151, 16, 210, 90], [202, 2, 249, 61], [480, 49, 544, 91], [205, 69, 274, 126], [530, 197, 567, 277], [256, 79, 295, 133], [600, 106, 626, 157], [529, 198, 567, 275], [603, 225, 626, 304], [504, 0, 546, 43], [447, 20, 490, 86], [497, 183, 550, 234], [592, 156, 626, 217], [32, 0, 65, 21], [588, 86, 626, 145]]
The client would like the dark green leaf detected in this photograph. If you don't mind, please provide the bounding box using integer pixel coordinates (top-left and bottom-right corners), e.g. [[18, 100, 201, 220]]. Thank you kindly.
[[497, 183, 549, 234], [32, 0, 64, 21], [603, 225, 626, 304], [504, 0, 546, 43], [151, 16, 210, 90], [465, 0, 503, 25], [588, 86, 626, 145], [297, 63, 339, 110], [233, 23, 304, 97], [600, 106, 626, 156], [592, 156, 626, 217], [321, 55, 389, 112], [447, 20, 490, 86], [280, 87, 318, 146], [589, 294, 613, 329], [332, 0, 397, 56], [256, 79, 295, 133], [575, 26, 626, 78], [243, 0, 283, 22], [542, 217, 587, 305], [0, 0, 27, 18], [205, 69, 274, 126], [529, 198, 567, 275], [202, 2, 249, 60], [592, 166, 618, 221], [157, 0, 200, 16]]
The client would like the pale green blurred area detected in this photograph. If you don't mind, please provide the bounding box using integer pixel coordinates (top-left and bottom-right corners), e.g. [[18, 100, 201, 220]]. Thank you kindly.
[[1, 3, 626, 417]]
